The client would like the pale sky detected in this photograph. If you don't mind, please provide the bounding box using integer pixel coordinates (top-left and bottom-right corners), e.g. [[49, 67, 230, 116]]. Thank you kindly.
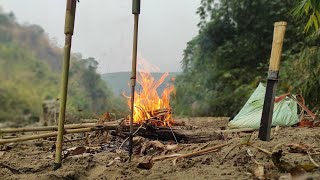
[[0, 0, 200, 73]]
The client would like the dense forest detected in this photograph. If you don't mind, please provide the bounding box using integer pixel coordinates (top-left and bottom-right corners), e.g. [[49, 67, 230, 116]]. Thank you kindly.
[[173, 0, 320, 117], [0, 9, 126, 124]]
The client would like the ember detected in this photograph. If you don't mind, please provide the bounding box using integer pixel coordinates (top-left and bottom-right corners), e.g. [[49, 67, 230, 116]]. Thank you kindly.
[[125, 62, 175, 126]]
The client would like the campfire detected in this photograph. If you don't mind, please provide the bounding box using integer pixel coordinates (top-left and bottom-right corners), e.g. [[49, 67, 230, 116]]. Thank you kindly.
[[124, 67, 175, 127]]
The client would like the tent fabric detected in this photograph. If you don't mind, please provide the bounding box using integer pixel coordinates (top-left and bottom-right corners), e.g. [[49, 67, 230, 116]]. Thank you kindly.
[[228, 83, 299, 129]]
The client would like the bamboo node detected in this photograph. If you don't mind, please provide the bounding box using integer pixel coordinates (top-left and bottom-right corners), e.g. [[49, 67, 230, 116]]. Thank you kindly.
[[274, 21, 287, 27]]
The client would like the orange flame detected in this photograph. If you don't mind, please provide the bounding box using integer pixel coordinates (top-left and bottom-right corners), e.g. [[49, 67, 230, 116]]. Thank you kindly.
[[125, 68, 175, 126]]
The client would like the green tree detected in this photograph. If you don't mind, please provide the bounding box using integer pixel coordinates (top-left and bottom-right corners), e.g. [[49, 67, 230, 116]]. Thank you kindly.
[[173, 0, 306, 116], [292, 0, 320, 33]]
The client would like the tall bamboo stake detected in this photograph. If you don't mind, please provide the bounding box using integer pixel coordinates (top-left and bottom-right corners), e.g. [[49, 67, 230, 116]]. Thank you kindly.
[[129, 0, 141, 162], [54, 0, 77, 170]]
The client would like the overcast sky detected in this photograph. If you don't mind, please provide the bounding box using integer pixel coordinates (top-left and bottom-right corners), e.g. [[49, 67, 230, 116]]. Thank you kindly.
[[0, 0, 200, 73]]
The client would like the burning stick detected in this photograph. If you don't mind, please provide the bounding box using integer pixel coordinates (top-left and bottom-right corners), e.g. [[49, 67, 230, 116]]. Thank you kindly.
[[129, 0, 141, 162]]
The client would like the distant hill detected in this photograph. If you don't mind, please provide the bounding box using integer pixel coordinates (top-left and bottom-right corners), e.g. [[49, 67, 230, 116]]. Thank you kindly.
[[102, 72, 180, 96], [0, 10, 123, 123]]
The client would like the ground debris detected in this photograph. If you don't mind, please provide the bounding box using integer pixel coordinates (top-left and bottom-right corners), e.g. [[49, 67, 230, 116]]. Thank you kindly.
[[0, 117, 319, 179], [287, 143, 313, 154]]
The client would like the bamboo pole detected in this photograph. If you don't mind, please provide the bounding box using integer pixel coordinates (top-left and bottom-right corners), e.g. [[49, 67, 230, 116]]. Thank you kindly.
[[0, 118, 185, 134], [0, 121, 227, 145], [0, 127, 105, 145], [1, 124, 92, 133], [0, 120, 122, 134], [54, 0, 77, 170], [129, 0, 141, 162]]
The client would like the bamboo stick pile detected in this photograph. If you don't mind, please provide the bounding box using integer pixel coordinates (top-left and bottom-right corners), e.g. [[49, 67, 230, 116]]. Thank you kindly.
[[0, 120, 122, 145]]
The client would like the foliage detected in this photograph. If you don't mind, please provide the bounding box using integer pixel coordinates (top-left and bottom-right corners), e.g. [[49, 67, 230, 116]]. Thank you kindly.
[[173, 0, 319, 116], [0, 10, 126, 123], [292, 0, 320, 34], [281, 44, 320, 112]]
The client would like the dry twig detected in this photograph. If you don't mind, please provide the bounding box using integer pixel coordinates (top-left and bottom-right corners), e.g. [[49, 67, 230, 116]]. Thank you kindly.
[[249, 144, 272, 155], [152, 142, 231, 162], [221, 143, 241, 163], [308, 152, 320, 168], [118, 123, 144, 151]]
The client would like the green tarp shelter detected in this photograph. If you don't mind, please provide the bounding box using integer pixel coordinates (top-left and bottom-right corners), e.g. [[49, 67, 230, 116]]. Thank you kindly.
[[228, 83, 299, 129]]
